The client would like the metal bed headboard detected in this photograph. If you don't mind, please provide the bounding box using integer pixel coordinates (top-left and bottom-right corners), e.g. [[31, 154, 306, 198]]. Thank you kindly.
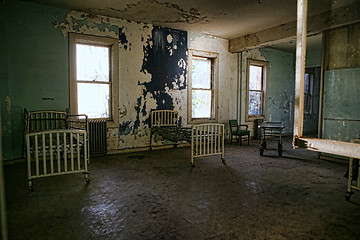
[[151, 110, 179, 127]]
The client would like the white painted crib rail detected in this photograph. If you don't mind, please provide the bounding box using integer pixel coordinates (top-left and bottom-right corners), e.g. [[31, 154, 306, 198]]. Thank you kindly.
[[151, 110, 178, 127], [25, 129, 89, 191], [191, 123, 225, 167]]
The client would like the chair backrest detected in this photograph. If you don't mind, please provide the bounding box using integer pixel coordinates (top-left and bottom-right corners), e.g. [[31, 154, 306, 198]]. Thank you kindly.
[[229, 120, 239, 131], [229, 120, 238, 128]]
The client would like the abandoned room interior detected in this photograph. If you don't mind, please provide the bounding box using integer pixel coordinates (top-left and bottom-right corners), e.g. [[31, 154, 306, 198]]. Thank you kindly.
[[1, 0, 360, 239]]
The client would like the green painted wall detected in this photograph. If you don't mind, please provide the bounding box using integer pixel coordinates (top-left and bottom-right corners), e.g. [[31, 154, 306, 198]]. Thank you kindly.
[[2, 0, 70, 159], [322, 24, 360, 143], [323, 68, 360, 141], [260, 48, 295, 133], [306, 48, 322, 68]]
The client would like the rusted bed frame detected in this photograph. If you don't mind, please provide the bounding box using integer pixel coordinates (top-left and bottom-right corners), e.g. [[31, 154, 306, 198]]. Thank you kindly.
[[24, 109, 90, 191], [150, 110, 225, 167]]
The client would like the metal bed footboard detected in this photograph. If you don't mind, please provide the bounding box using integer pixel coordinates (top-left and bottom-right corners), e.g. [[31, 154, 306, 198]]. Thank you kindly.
[[150, 110, 225, 167], [191, 124, 225, 167], [150, 110, 181, 149], [25, 129, 90, 191]]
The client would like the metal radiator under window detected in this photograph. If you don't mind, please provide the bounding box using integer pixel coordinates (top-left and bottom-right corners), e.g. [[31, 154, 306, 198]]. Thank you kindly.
[[88, 120, 107, 155]]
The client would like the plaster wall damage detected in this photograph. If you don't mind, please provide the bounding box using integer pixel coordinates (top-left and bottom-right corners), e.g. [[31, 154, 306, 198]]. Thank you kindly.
[[54, 11, 192, 152]]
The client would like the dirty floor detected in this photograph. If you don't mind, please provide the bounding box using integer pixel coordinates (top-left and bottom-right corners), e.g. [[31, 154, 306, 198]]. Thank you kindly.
[[4, 138, 360, 239]]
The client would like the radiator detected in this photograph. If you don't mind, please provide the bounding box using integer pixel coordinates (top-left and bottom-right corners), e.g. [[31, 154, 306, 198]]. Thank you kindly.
[[89, 120, 107, 155]]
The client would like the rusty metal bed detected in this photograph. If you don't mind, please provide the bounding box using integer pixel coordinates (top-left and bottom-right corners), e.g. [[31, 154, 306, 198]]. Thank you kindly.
[[24, 109, 90, 191], [150, 110, 225, 167]]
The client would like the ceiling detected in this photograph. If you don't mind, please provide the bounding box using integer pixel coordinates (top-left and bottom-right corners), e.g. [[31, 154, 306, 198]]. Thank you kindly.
[[30, 0, 357, 40], [270, 33, 323, 53]]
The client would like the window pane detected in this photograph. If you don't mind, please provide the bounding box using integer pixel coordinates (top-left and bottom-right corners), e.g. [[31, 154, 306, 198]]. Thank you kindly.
[[76, 44, 109, 82], [192, 57, 211, 89], [249, 65, 262, 90], [248, 91, 262, 116], [192, 90, 211, 118], [78, 83, 110, 118], [304, 73, 309, 93], [304, 93, 309, 114]]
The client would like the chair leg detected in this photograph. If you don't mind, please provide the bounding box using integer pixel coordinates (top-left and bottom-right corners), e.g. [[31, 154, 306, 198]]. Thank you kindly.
[[240, 136, 242, 146], [248, 134, 250, 145]]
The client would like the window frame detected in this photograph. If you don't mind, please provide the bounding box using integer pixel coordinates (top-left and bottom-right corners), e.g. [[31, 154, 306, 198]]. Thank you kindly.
[[304, 68, 314, 117], [246, 59, 268, 121], [187, 49, 219, 124], [69, 33, 119, 125]]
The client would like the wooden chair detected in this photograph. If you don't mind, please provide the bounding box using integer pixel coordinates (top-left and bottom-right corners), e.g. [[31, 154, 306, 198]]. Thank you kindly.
[[229, 120, 250, 145]]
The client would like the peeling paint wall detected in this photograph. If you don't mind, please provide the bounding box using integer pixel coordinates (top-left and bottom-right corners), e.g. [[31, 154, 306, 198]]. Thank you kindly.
[[2, 0, 238, 160], [41, 8, 189, 153], [188, 33, 238, 134], [115, 26, 188, 151], [241, 48, 295, 135]]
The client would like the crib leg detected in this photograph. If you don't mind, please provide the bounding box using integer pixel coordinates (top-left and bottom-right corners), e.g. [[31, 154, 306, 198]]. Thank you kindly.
[[28, 180, 33, 192], [191, 157, 195, 168], [345, 191, 353, 201], [84, 172, 90, 183], [149, 132, 153, 151]]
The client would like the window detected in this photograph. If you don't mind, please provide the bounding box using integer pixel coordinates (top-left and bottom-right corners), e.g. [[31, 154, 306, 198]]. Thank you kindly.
[[246, 59, 268, 120], [304, 69, 314, 116], [69, 33, 119, 122], [188, 50, 219, 123]]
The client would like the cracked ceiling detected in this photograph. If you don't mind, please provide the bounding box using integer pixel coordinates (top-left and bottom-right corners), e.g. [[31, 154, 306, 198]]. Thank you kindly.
[[27, 0, 358, 40]]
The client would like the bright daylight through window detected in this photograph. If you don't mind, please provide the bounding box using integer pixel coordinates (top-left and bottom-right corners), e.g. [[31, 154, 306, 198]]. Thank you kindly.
[[76, 44, 110, 119], [191, 56, 213, 119], [247, 59, 267, 119]]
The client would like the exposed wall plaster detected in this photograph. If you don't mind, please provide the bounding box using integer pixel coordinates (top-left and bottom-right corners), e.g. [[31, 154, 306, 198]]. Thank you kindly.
[[52, 10, 237, 152]]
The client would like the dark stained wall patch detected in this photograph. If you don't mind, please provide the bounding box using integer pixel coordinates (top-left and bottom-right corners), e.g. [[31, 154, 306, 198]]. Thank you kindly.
[[119, 27, 130, 50], [133, 26, 187, 132]]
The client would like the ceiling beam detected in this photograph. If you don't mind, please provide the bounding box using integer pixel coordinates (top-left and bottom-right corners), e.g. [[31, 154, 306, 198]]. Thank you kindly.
[[229, 1, 360, 53]]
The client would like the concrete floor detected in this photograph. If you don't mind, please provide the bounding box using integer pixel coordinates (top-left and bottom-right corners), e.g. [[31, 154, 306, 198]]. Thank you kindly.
[[4, 138, 360, 239]]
